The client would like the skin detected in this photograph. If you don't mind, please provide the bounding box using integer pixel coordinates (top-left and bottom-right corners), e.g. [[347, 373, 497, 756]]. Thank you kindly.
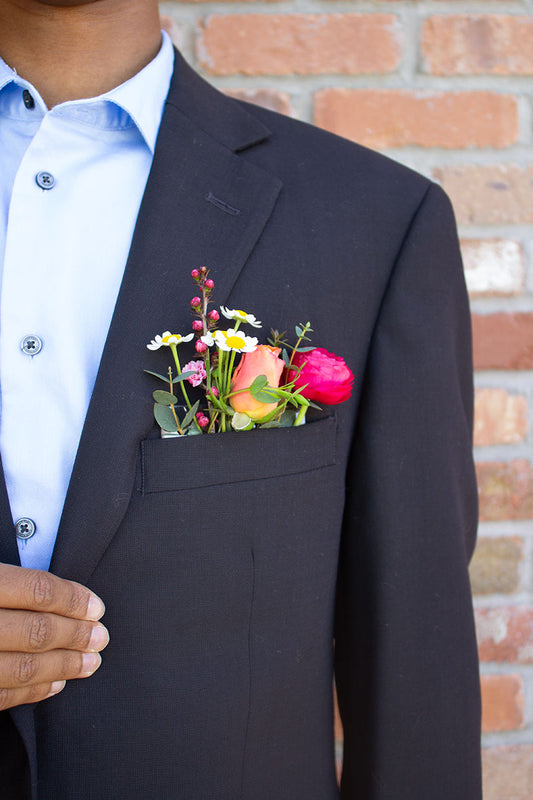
[[0, 0, 162, 108], [0, 0, 161, 709]]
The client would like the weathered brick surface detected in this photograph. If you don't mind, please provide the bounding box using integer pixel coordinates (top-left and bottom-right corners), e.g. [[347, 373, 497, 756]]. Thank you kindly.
[[469, 536, 524, 595], [476, 461, 533, 522], [422, 16, 533, 76], [472, 313, 533, 371], [482, 746, 533, 800], [314, 90, 517, 149], [476, 607, 533, 664], [474, 389, 528, 446], [481, 674, 525, 732], [225, 89, 292, 115], [462, 239, 525, 297], [433, 165, 533, 225], [197, 15, 401, 76]]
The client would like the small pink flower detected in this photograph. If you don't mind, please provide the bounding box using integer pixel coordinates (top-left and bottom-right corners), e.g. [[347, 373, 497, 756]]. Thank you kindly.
[[195, 340, 208, 354], [205, 279, 215, 290], [192, 320, 203, 332], [190, 296, 201, 308], [191, 269, 200, 280], [183, 360, 207, 387], [208, 309, 219, 322]]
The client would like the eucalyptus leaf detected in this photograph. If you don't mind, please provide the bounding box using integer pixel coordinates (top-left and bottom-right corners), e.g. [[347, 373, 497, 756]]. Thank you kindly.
[[252, 388, 280, 403], [144, 369, 169, 382], [153, 390, 177, 405], [282, 348, 290, 365], [249, 375, 268, 393], [154, 403, 179, 432], [259, 420, 280, 429], [295, 346, 315, 353], [279, 409, 297, 427], [295, 325, 303, 338], [173, 371, 195, 384], [181, 400, 200, 430]]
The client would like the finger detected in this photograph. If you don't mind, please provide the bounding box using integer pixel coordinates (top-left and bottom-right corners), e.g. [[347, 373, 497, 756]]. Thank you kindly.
[[0, 564, 105, 621], [0, 649, 101, 690], [0, 680, 66, 711], [0, 609, 109, 653]]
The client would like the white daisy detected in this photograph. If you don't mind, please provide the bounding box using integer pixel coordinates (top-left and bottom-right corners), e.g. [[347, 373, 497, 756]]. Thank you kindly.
[[147, 331, 194, 350], [214, 329, 258, 353], [200, 332, 215, 347], [220, 307, 262, 328]]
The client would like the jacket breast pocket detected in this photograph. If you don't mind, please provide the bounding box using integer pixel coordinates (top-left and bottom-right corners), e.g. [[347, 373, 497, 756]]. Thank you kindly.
[[140, 414, 337, 493]]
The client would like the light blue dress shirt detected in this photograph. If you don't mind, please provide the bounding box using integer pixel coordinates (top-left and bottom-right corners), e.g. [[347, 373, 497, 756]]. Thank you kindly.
[[0, 32, 174, 570]]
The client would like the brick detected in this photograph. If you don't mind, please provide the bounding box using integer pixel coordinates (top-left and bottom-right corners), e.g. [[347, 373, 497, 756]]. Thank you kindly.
[[481, 674, 525, 732], [476, 607, 533, 663], [469, 536, 523, 594], [314, 90, 517, 149], [477, 461, 533, 521], [482, 745, 533, 800], [474, 389, 528, 446], [224, 89, 292, 116], [197, 15, 401, 76], [433, 165, 533, 225], [472, 313, 533, 370], [462, 239, 525, 297], [422, 16, 533, 76]]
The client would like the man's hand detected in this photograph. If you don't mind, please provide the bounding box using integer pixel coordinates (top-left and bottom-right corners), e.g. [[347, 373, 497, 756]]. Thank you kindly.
[[0, 563, 108, 710]]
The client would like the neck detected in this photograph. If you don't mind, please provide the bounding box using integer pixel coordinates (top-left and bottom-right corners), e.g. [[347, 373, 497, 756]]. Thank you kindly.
[[0, 0, 162, 108]]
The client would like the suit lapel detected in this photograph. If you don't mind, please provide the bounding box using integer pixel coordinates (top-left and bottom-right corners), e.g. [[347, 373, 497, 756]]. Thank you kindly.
[[49, 54, 282, 584]]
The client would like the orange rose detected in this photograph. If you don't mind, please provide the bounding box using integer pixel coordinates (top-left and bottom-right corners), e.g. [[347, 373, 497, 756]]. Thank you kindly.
[[230, 345, 284, 420]]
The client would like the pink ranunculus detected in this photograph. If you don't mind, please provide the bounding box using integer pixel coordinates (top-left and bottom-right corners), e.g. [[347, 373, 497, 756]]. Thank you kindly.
[[230, 345, 284, 420], [291, 347, 354, 404]]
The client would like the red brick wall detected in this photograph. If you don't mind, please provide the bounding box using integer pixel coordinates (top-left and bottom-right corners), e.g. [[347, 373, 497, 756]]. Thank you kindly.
[[160, 3, 533, 795]]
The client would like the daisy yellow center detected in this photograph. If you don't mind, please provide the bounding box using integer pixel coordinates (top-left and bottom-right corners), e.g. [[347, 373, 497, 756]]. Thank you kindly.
[[226, 334, 246, 348], [162, 334, 179, 343], [236, 311, 247, 317]]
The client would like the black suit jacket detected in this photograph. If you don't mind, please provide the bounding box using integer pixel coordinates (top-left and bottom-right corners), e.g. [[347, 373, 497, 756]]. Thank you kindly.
[[0, 50, 481, 799]]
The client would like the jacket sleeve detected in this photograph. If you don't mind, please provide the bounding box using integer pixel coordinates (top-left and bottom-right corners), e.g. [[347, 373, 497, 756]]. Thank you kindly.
[[334, 182, 482, 800]]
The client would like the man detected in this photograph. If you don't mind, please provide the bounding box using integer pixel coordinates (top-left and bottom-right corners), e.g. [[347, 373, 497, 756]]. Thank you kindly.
[[0, 1, 481, 798]]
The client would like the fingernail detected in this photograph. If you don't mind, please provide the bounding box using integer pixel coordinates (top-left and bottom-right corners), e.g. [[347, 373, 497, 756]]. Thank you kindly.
[[88, 624, 109, 652], [48, 680, 66, 697], [87, 595, 105, 621], [81, 652, 102, 676]]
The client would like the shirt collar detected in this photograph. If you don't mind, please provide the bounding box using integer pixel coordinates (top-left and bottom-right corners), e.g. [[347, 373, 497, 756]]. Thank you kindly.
[[0, 30, 174, 153]]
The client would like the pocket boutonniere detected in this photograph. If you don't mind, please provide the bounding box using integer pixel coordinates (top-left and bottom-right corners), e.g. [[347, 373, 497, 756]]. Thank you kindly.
[[146, 267, 354, 436]]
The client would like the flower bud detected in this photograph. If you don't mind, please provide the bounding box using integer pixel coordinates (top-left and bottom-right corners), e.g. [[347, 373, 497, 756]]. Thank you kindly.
[[198, 415, 210, 428], [200, 266, 207, 274], [191, 269, 200, 280], [190, 296, 201, 308], [208, 310, 219, 322], [210, 387, 219, 398], [192, 320, 203, 332], [195, 340, 208, 354], [205, 279, 215, 290]]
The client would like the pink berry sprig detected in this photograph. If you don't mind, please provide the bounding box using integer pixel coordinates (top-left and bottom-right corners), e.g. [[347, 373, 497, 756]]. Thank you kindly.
[[190, 266, 218, 337]]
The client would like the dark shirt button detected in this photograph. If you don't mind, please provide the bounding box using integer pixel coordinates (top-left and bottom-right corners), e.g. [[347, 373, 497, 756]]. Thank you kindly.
[[35, 171, 55, 190], [15, 518, 36, 540], [23, 89, 35, 110], [20, 335, 43, 356]]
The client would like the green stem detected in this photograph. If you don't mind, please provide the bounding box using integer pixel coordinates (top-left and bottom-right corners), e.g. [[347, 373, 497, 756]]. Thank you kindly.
[[170, 345, 191, 410]]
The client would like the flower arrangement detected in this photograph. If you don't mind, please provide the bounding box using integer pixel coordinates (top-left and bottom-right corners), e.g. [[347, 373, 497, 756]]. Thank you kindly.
[[146, 267, 354, 436]]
